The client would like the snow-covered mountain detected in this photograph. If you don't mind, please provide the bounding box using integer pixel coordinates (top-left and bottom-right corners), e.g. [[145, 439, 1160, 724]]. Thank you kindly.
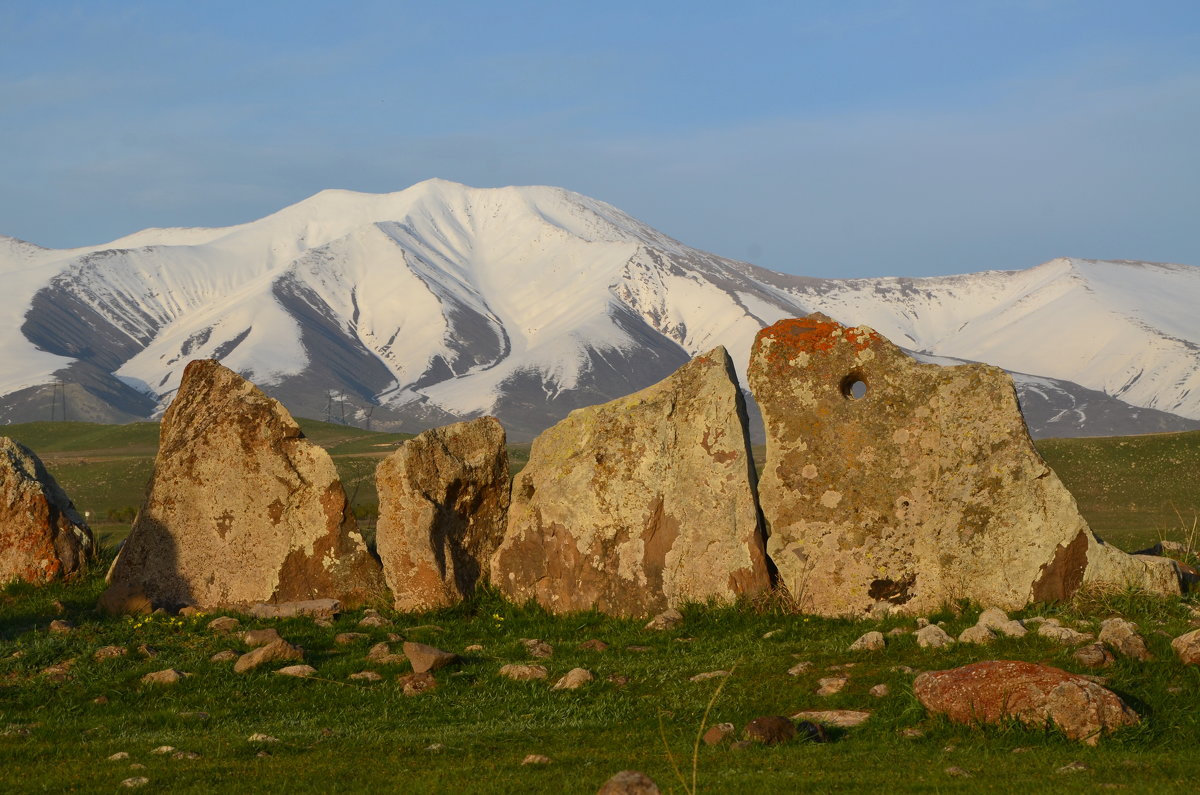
[[2, 179, 1198, 440]]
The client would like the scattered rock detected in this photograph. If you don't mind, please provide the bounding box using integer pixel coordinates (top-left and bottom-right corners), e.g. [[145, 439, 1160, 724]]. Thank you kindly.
[[275, 665, 316, 677], [762, 629, 783, 639], [210, 650, 239, 663], [0, 437, 94, 584], [349, 670, 382, 682], [492, 347, 771, 617], [849, 631, 885, 651], [99, 360, 383, 612], [335, 632, 368, 645], [141, 669, 188, 685], [521, 754, 552, 765], [702, 723, 735, 746], [744, 716, 796, 745], [150, 746, 175, 755], [358, 609, 392, 628], [914, 660, 1139, 744], [977, 607, 1027, 637], [625, 645, 652, 653], [787, 661, 813, 676], [945, 767, 972, 778], [243, 628, 283, 648], [916, 618, 930, 628], [958, 625, 995, 644], [791, 709, 872, 728], [1099, 618, 1152, 661], [1057, 761, 1090, 774], [108, 752, 130, 761], [120, 777, 150, 788], [869, 684, 891, 698], [597, 770, 661, 794], [403, 642, 458, 673], [1170, 628, 1200, 664], [607, 674, 631, 686], [916, 625, 954, 648], [247, 733, 278, 743], [234, 638, 304, 674], [553, 668, 595, 690], [206, 616, 240, 634], [689, 670, 730, 683], [816, 677, 848, 696], [48, 619, 73, 634], [899, 727, 925, 738], [464, 644, 484, 653], [746, 314, 1179, 617], [520, 638, 555, 658], [366, 642, 406, 665], [171, 751, 200, 760], [93, 645, 127, 660], [40, 659, 74, 681], [887, 627, 911, 636], [376, 417, 510, 610], [1039, 624, 1095, 645], [136, 644, 158, 658], [499, 664, 548, 681], [177, 606, 200, 617], [578, 639, 609, 652], [644, 609, 684, 631], [248, 599, 340, 620]]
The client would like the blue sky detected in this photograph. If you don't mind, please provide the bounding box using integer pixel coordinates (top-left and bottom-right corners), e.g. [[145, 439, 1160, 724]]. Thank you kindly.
[[2, 0, 1197, 277]]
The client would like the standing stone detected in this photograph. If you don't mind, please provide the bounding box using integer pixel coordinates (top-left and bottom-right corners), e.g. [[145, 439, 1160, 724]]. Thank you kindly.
[[100, 360, 384, 612], [375, 417, 509, 611], [491, 347, 770, 617], [747, 314, 1180, 617], [0, 437, 93, 583]]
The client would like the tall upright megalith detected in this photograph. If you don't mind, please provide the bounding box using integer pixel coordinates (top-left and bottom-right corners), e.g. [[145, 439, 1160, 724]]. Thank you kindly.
[[491, 346, 771, 617], [375, 417, 510, 611], [0, 437, 94, 583], [748, 314, 1179, 616], [101, 360, 384, 612]]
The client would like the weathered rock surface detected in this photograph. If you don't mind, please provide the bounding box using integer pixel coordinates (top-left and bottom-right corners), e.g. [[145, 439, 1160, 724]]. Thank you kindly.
[[553, 667, 595, 690], [0, 437, 93, 583], [913, 660, 1139, 744], [790, 709, 872, 728], [376, 417, 510, 611], [849, 631, 885, 651], [403, 642, 458, 674], [916, 625, 954, 648], [141, 669, 188, 685], [492, 347, 770, 617], [747, 314, 1179, 617], [498, 663, 548, 681], [1098, 617, 1152, 661], [1171, 629, 1200, 664], [233, 638, 304, 674], [597, 770, 661, 795], [248, 599, 340, 620], [100, 360, 384, 612]]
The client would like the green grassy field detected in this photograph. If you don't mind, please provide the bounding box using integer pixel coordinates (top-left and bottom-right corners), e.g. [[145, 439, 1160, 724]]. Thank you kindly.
[[1, 422, 1199, 791]]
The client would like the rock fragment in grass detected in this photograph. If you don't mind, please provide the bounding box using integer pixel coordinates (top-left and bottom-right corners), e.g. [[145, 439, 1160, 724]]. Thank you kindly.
[[625, 645, 652, 653], [945, 767, 972, 778], [887, 627, 911, 636], [499, 664, 548, 681], [247, 733, 278, 743], [597, 770, 661, 794], [150, 746, 175, 755], [702, 723, 735, 745], [787, 661, 813, 676], [1038, 624, 1094, 644], [234, 638, 303, 674], [553, 668, 595, 690], [849, 631, 885, 651], [108, 752, 130, 761], [689, 670, 730, 683], [743, 716, 796, 745], [521, 754, 552, 765], [1098, 618, 1151, 661], [358, 609, 392, 628], [1057, 761, 1089, 774], [464, 644, 484, 653], [210, 650, 238, 663], [243, 628, 282, 648], [791, 709, 872, 728], [171, 751, 200, 760], [335, 632, 368, 645], [136, 644, 158, 658], [120, 777, 149, 788], [644, 609, 683, 631], [398, 672, 437, 695], [349, 670, 382, 682], [916, 625, 954, 648], [958, 625, 995, 645], [870, 684, 890, 697], [275, 664, 316, 677], [404, 642, 458, 673], [366, 642, 406, 665], [815, 677, 847, 696], [1171, 628, 1200, 664], [141, 669, 188, 685], [520, 638, 554, 658], [762, 629, 782, 639], [206, 616, 240, 634], [48, 619, 73, 634], [976, 607, 1027, 637], [94, 646, 128, 660]]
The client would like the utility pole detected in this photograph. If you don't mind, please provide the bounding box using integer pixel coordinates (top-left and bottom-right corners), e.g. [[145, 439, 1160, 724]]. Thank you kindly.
[[364, 405, 374, 432], [324, 391, 333, 424]]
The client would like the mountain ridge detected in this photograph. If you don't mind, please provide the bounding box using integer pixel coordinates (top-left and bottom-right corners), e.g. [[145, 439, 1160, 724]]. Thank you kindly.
[[2, 180, 1198, 440]]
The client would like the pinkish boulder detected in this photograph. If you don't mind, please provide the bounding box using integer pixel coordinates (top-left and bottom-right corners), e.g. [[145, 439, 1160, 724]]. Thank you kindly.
[[100, 360, 384, 612], [375, 417, 509, 611], [0, 437, 93, 583]]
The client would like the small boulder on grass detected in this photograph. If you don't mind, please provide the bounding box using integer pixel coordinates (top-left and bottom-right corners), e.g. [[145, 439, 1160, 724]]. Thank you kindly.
[[1098, 618, 1151, 661], [366, 642, 406, 665], [242, 628, 282, 648], [849, 631, 885, 651], [976, 607, 1027, 638], [234, 639, 303, 674], [958, 625, 995, 645], [701, 723, 735, 746], [1039, 624, 1094, 645], [644, 608, 682, 631], [141, 669, 188, 685], [522, 754, 552, 765], [552, 668, 594, 690], [210, 650, 238, 663], [916, 625, 954, 648], [206, 616, 240, 634], [349, 670, 382, 682], [398, 672, 437, 696], [403, 642, 458, 673], [597, 770, 661, 794], [499, 664, 548, 681], [94, 645, 127, 660], [1171, 628, 1200, 664], [1073, 643, 1115, 668], [791, 709, 872, 728], [275, 665, 316, 678]]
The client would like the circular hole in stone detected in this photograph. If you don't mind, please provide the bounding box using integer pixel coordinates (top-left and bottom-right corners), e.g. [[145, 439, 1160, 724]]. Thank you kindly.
[[840, 374, 868, 400]]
